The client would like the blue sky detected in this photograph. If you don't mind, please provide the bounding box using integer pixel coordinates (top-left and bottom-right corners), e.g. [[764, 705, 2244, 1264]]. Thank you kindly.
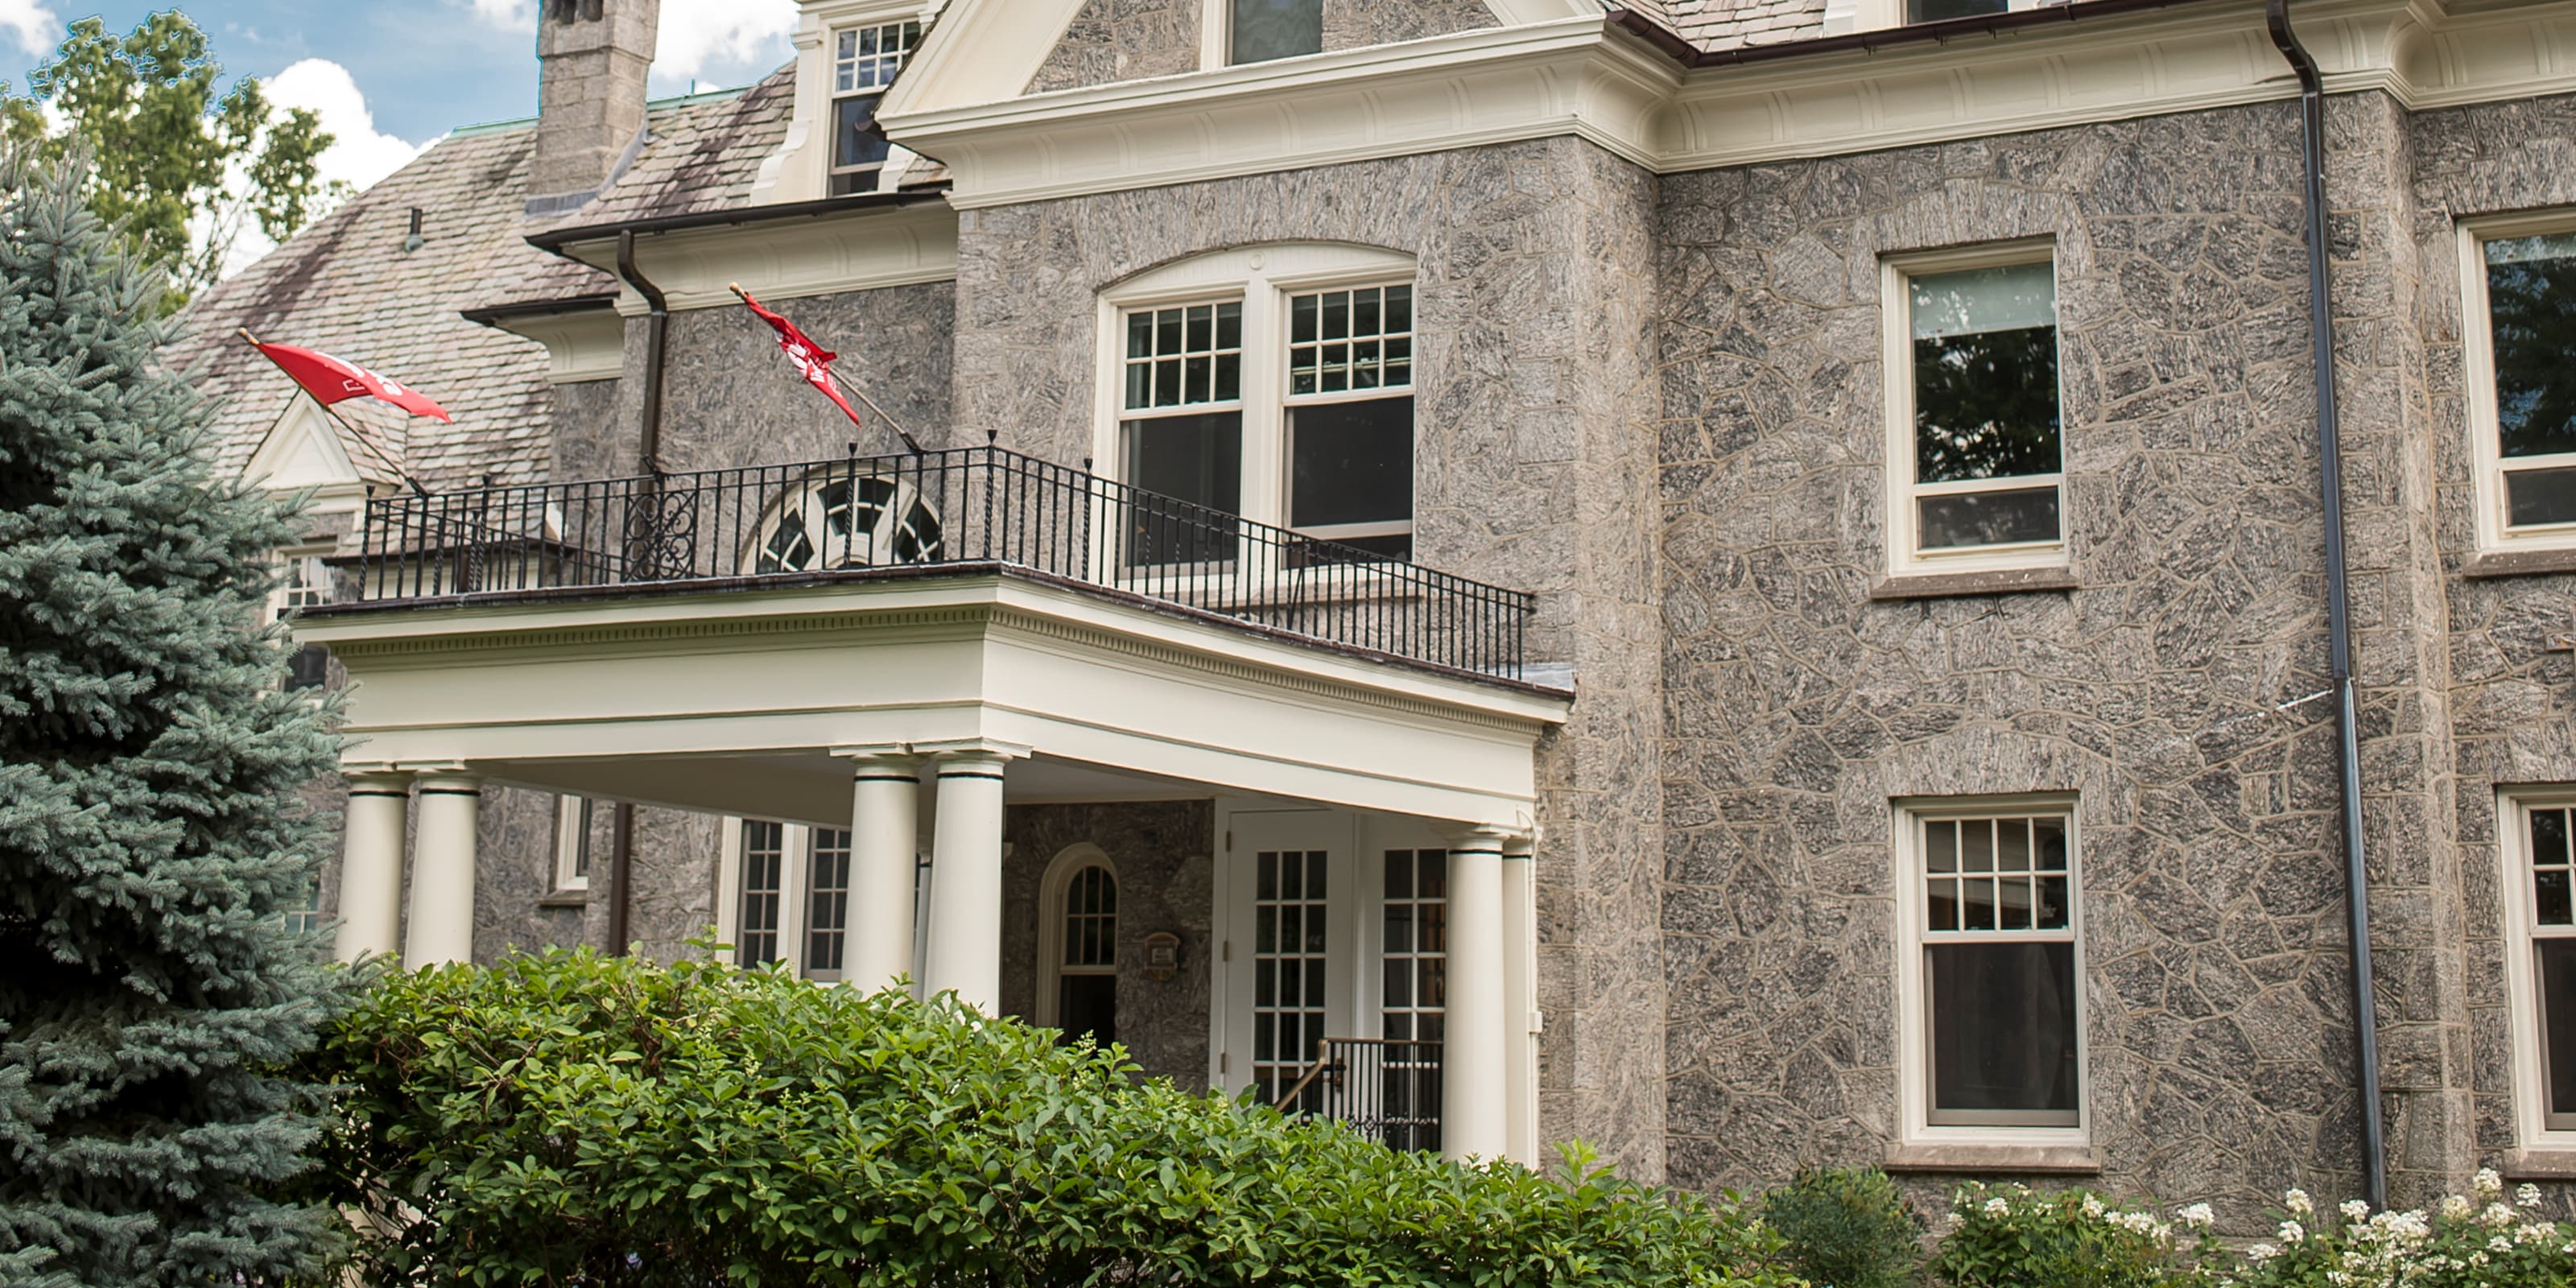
[[3, 1, 799, 180]]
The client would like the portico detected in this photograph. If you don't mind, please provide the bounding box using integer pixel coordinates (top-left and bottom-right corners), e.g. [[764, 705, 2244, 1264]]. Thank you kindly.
[[295, 546, 1566, 1161]]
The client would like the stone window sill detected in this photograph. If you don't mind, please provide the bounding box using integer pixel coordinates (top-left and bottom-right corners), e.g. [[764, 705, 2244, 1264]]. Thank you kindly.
[[2500, 1148, 2576, 1180], [536, 890, 590, 909], [2462, 547, 2576, 580], [1870, 567, 2079, 601], [1883, 1141, 2103, 1174]]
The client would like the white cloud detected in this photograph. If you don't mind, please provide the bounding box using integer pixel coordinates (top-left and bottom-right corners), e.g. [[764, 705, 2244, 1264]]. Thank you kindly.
[[216, 60, 426, 276], [465, 0, 536, 31], [651, 0, 797, 87], [0, 0, 59, 59], [266, 58, 425, 192]]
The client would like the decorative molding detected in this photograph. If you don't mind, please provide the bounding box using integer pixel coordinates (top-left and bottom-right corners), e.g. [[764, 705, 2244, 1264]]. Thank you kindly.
[[547, 202, 958, 314], [873, 0, 2576, 210], [484, 306, 625, 383], [881, 17, 1677, 209]]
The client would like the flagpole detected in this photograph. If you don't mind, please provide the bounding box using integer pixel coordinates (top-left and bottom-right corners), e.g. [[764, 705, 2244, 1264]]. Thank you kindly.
[[727, 283, 924, 454], [237, 328, 427, 496]]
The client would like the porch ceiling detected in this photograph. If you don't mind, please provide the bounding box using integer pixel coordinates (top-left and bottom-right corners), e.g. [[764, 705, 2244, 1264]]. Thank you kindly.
[[293, 568, 1570, 828]]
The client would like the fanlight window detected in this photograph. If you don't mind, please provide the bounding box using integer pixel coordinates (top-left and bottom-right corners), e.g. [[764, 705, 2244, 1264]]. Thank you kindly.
[[745, 473, 944, 574]]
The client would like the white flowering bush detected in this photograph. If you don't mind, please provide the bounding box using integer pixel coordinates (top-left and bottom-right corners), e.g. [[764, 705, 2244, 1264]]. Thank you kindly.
[[1933, 1183, 2223, 1288], [2226, 1171, 2576, 1288]]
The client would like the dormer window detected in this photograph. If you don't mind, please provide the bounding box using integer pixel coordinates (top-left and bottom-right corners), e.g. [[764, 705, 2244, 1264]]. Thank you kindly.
[[830, 20, 920, 196], [1226, 0, 1322, 65]]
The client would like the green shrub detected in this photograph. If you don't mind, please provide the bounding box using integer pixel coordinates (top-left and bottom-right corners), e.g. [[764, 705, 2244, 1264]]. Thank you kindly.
[[1761, 1168, 1925, 1288], [1930, 1183, 2215, 1288], [2230, 1174, 2576, 1288], [299, 946, 1800, 1287]]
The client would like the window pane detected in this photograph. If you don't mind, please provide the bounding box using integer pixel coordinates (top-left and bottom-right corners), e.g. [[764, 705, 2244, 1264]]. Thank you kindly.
[[2486, 234, 2576, 461], [1231, 0, 1321, 64], [2506, 465, 2576, 529], [1912, 262, 2060, 486], [2544, 939, 2576, 1121], [832, 93, 888, 172], [1918, 485, 2062, 550], [1290, 397, 1414, 531], [1122, 411, 1242, 566], [1927, 941, 2080, 1121], [2537, 807, 2575, 927]]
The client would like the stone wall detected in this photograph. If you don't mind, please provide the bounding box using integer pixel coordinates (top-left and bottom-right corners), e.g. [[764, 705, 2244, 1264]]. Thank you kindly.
[[1025, 0, 1496, 94], [1655, 101, 2366, 1215], [1001, 800, 1216, 1087], [2408, 90, 2576, 1198], [949, 136, 1670, 1174]]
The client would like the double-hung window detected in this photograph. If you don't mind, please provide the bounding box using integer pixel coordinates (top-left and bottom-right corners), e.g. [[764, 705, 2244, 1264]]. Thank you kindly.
[[270, 548, 333, 690], [1101, 246, 1419, 575], [828, 20, 919, 196], [2503, 792, 2576, 1145], [1884, 247, 2066, 576], [2464, 218, 2576, 554], [552, 795, 595, 894], [1897, 799, 2084, 1138]]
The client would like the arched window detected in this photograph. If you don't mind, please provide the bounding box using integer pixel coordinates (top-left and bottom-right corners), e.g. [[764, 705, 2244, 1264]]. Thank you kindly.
[[1037, 844, 1119, 1046]]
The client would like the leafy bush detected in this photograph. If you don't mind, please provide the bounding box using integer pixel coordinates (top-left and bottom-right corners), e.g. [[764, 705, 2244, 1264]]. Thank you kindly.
[[2231, 1174, 2576, 1288], [1761, 1167, 1925, 1288], [1930, 1183, 2216, 1288], [299, 946, 1800, 1287]]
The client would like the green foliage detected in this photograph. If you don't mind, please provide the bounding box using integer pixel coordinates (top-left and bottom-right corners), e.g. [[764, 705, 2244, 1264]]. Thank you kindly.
[[2230, 1178, 2576, 1288], [303, 947, 1802, 1288], [0, 13, 342, 307], [1930, 1184, 2215, 1288], [1762, 1167, 1925, 1288], [0, 145, 351, 1285]]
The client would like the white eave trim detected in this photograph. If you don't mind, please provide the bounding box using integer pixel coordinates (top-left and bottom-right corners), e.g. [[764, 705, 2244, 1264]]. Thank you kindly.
[[881, 16, 1678, 209], [548, 202, 960, 314], [876, 0, 2576, 209]]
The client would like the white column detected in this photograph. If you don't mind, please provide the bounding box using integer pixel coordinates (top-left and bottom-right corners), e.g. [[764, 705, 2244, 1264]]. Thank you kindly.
[[332, 771, 412, 964], [405, 772, 481, 967], [844, 753, 920, 994], [1501, 831, 1539, 1167], [1443, 825, 1510, 1163], [923, 749, 1011, 1012]]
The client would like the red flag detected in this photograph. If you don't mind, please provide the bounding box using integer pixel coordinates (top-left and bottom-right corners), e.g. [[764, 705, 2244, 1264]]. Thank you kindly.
[[737, 288, 865, 427], [253, 341, 452, 422]]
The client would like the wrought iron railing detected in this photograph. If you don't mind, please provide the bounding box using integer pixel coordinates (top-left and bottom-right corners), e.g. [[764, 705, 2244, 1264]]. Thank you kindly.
[[1274, 1037, 1442, 1153], [343, 445, 1531, 679]]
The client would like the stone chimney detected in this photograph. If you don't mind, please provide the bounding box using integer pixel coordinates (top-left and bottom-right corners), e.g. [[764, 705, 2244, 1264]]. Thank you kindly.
[[526, 0, 659, 216]]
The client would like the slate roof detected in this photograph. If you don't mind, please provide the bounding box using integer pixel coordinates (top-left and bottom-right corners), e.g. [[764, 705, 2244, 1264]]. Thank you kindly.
[[1616, 0, 1828, 50]]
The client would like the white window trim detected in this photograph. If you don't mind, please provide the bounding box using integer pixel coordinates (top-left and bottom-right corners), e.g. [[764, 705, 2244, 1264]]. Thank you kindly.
[[551, 794, 592, 893], [1034, 843, 1118, 1029], [715, 815, 813, 974], [1892, 793, 2089, 1149], [268, 543, 335, 624], [1092, 243, 1418, 585], [2460, 211, 2576, 557], [2499, 786, 2576, 1151], [824, 13, 924, 196], [1880, 239, 2069, 580]]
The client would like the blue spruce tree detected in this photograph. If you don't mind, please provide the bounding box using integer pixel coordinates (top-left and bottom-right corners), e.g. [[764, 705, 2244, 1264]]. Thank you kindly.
[[0, 146, 349, 1284]]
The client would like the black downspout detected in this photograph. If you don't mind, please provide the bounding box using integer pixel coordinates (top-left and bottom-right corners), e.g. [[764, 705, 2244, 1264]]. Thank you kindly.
[[2268, 0, 2388, 1211], [604, 227, 671, 957]]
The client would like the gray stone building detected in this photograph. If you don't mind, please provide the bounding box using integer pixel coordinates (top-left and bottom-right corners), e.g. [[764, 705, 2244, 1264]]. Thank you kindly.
[[172, 0, 2576, 1224]]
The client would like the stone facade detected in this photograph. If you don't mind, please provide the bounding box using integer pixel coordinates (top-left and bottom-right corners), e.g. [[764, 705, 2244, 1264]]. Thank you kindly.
[[948, 136, 1670, 1175], [1025, 0, 1496, 94], [1000, 801, 1216, 1087]]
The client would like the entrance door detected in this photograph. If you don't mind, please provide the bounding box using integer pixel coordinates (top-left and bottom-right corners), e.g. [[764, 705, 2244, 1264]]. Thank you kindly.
[[1216, 808, 1358, 1106]]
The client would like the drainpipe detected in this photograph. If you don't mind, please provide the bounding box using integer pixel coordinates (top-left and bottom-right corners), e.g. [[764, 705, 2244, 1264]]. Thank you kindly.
[[2268, 0, 2387, 1212], [604, 227, 671, 957]]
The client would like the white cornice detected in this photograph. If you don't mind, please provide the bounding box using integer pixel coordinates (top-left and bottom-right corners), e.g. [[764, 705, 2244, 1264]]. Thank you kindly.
[[876, 0, 2576, 208], [882, 17, 1678, 209], [486, 308, 625, 382], [548, 202, 959, 314]]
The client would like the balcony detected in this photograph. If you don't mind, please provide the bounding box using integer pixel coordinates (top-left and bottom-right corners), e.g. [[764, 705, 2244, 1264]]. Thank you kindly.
[[336, 444, 1532, 683]]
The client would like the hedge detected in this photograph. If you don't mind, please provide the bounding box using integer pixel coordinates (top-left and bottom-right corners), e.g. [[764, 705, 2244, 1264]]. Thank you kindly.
[[296, 947, 1798, 1287]]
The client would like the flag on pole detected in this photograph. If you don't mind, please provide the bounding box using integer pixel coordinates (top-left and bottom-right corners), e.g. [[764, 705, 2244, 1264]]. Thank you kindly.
[[247, 337, 453, 422], [735, 287, 866, 427]]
